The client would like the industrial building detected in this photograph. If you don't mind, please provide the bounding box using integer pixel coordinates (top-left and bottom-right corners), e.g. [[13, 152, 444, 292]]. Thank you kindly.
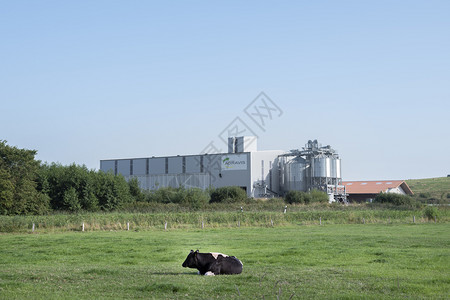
[[100, 137, 346, 202]]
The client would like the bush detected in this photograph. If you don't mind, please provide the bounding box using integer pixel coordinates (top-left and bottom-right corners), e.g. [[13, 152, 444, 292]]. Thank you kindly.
[[284, 190, 329, 204], [284, 190, 305, 204], [423, 206, 438, 220], [374, 193, 416, 206], [209, 186, 248, 203], [144, 187, 210, 209], [310, 189, 329, 203]]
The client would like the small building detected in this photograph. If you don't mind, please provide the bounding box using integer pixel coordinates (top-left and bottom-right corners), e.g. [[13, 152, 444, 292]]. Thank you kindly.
[[342, 180, 413, 202]]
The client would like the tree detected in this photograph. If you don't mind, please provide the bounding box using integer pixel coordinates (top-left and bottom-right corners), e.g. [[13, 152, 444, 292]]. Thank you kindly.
[[0, 140, 49, 215]]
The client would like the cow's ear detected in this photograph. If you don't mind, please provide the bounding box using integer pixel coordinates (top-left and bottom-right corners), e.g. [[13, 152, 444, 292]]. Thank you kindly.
[[195, 250, 199, 253], [190, 250, 194, 253]]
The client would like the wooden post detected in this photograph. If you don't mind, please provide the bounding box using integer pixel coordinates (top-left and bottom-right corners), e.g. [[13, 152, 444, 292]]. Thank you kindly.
[[82, 222, 85, 232], [413, 216, 415, 223], [164, 222, 167, 231], [319, 217, 322, 225], [201, 221, 204, 229], [270, 219, 274, 227], [32, 223, 35, 232], [363, 218, 365, 224], [127, 222, 130, 231]]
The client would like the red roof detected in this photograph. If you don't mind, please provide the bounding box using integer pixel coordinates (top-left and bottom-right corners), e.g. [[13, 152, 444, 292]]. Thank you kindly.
[[341, 180, 413, 195]]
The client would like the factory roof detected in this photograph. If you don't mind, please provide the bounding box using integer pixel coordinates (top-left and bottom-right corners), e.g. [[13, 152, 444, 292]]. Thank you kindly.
[[341, 180, 413, 195]]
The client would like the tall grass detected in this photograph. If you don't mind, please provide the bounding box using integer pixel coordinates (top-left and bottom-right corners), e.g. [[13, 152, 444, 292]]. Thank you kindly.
[[1, 204, 448, 233]]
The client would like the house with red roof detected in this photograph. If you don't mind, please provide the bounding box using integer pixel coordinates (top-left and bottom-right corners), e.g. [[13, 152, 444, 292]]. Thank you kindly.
[[341, 180, 413, 202]]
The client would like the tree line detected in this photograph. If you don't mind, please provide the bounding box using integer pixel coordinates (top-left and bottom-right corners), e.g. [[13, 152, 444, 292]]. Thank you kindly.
[[1, 141, 135, 215]]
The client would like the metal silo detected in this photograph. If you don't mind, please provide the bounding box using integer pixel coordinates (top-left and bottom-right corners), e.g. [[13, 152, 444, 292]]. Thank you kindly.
[[312, 156, 331, 178], [281, 156, 308, 192]]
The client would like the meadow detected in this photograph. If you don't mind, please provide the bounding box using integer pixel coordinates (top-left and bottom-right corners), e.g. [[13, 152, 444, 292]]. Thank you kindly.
[[1, 223, 449, 299]]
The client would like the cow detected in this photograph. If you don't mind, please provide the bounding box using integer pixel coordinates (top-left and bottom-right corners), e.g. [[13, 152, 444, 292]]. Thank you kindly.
[[182, 250, 243, 276]]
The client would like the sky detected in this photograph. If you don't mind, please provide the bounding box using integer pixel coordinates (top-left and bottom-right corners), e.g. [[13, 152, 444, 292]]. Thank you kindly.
[[1, 0, 449, 181]]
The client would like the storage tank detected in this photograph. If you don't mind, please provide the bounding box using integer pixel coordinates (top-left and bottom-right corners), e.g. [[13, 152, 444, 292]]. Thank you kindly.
[[330, 157, 341, 178], [283, 156, 308, 192], [312, 156, 331, 178]]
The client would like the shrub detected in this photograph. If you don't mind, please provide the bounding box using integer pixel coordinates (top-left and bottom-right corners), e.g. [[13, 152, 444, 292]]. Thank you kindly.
[[419, 192, 431, 199], [310, 189, 329, 203], [423, 206, 438, 220], [284, 190, 306, 204], [174, 187, 210, 209], [144, 187, 210, 209], [374, 193, 415, 206], [209, 186, 248, 203]]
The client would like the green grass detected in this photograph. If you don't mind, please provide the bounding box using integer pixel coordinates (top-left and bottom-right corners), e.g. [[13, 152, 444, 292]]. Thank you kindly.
[[1, 224, 449, 299], [1, 205, 449, 233], [407, 177, 450, 201]]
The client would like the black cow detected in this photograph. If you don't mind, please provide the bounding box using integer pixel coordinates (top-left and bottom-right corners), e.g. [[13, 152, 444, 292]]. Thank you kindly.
[[182, 250, 243, 275]]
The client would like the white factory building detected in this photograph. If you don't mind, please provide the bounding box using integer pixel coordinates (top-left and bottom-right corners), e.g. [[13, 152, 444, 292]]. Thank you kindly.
[[100, 136, 346, 201]]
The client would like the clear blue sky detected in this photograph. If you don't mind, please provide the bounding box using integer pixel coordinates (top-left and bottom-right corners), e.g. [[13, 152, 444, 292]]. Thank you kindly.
[[1, 1, 449, 181]]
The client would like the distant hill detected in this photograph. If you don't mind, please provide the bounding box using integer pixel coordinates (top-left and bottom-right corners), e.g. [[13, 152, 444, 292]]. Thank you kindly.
[[406, 177, 450, 202]]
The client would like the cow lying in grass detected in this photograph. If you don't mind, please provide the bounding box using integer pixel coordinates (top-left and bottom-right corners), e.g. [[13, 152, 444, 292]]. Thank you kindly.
[[182, 250, 243, 275]]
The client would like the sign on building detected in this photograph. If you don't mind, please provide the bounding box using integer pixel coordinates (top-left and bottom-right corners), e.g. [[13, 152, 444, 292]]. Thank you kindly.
[[221, 154, 248, 171]]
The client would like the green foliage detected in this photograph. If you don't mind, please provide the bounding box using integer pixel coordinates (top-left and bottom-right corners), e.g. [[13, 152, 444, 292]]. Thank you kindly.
[[310, 189, 329, 203], [209, 186, 248, 203], [375, 193, 416, 206], [128, 177, 144, 202], [38, 163, 133, 212], [63, 187, 81, 212], [284, 190, 305, 204], [143, 187, 209, 209], [284, 190, 328, 204], [423, 206, 438, 220], [0, 141, 49, 215]]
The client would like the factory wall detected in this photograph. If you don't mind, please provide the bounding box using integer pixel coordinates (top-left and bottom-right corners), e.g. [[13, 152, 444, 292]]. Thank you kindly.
[[100, 153, 253, 195], [249, 150, 285, 197]]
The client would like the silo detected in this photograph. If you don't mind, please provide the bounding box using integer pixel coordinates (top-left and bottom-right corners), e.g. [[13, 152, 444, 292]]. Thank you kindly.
[[283, 156, 307, 192], [312, 156, 331, 178], [330, 157, 341, 179]]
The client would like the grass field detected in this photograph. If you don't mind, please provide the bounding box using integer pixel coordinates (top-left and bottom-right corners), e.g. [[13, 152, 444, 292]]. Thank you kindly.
[[407, 177, 450, 201], [1, 205, 448, 233], [1, 223, 448, 299]]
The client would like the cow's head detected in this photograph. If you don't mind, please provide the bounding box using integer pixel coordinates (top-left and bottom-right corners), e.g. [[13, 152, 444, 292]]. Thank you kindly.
[[182, 250, 199, 268]]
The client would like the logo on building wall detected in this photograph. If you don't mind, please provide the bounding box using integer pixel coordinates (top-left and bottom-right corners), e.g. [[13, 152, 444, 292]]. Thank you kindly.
[[221, 154, 248, 171]]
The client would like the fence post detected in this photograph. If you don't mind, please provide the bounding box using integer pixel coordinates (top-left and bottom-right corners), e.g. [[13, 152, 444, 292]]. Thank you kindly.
[[363, 218, 365, 224], [319, 217, 322, 225], [82, 222, 85, 232], [32, 223, 35, 232], [164, 221, 167, 231], [202, 221, 204, 229], [413, 216, 415, 223], [270, 219, 274, 227], [127, 222, 130, 231]]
